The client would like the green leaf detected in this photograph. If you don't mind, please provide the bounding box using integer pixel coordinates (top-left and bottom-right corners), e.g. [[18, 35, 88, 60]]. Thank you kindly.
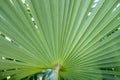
[[0, 0, 120, 80]]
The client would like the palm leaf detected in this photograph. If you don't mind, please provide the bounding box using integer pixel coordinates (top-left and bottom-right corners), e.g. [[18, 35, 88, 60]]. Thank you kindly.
[[0, 0, 120, 80]]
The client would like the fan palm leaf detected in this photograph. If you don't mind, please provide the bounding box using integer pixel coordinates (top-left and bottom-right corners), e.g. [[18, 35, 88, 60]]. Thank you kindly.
[[0, 0, 120, 80]]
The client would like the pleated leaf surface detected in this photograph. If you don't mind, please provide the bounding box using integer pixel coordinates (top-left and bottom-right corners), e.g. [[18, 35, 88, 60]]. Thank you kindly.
[[0, 0, 120, 80]]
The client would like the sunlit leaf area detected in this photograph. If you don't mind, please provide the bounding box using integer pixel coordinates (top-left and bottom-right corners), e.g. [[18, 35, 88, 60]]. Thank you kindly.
[[0, 0, 120, 80]]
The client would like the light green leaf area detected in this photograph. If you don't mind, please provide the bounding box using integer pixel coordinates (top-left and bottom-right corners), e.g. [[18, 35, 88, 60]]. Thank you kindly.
[[0, 0, 120, 80]]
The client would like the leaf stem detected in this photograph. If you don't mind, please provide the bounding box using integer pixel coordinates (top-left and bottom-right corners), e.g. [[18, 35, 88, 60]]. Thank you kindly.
[[54, 64, 60, 80]]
